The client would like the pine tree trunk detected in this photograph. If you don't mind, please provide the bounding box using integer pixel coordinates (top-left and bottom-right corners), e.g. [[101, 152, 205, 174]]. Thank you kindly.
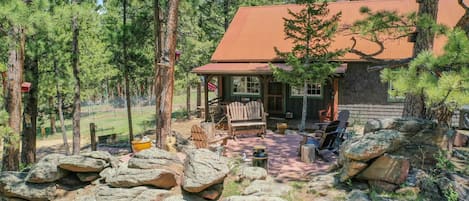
[[21, 53, 38, 165], [154, 0, 164, 148], [186, 73, 191, 119], [123, 0, 134, 143], [2, 27, 25, 171], [402, 0, 438, 118], [300, 81, 308, 132], [49, 97, 56, 134], [55, 60, 70, 155], [71, 12, 81, 155], [224, 0, 230, 31], [456, 1, 469, 36], [158, 0, 180, 150]]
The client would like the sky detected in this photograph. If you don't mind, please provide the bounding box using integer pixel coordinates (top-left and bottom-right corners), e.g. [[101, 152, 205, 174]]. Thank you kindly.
[[97, 0, 103, 5]]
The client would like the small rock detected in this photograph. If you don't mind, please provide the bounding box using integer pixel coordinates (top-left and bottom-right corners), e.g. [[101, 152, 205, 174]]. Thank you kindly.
[[242, 180, 291, 197], [182, 149, 229, 193], [107, 166, 178, 189], [368, 180, 398, 192], [59, 155, 107, 172], [307, 173, 337, 194], [238, 167, 267, 181], [395, 186, 420, 195], [162, 194, 206, 201], [199, 184, 223, 200], [26, 153, 68, 183], [76, 172, 100, 182], [222, 196, 287, 201], [357, 154, 409, 184], [339, 160, 368, 182], [0, 172, 56, 201], [346, 189, 370, 201]]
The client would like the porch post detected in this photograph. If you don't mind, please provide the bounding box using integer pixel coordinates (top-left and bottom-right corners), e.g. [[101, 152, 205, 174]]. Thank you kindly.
[[332, 78, 339, 120], [262, 76, 268, 112], [217, 75, 223, 99], [204, 75, 210, 122]]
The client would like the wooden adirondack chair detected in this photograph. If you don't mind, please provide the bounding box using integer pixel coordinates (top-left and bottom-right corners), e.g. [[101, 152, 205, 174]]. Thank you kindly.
[[190, 125, 229, 149]]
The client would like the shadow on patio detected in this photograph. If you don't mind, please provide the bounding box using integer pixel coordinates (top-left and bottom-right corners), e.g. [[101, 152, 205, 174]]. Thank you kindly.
[[225, 129, 333, 182]]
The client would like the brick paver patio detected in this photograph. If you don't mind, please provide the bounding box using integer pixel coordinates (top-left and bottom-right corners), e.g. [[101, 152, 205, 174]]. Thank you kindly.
[[225, 130, 333, 181]]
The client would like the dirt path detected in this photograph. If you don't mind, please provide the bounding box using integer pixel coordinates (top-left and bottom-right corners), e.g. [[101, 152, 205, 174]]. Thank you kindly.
[[35, 118, 202, 158]]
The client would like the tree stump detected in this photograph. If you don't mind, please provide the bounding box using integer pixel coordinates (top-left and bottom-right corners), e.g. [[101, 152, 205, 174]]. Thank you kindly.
[[301, 144, 317, 163]]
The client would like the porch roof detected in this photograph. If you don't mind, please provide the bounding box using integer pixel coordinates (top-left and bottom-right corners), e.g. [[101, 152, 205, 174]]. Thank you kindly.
[[192, 63, 347, 75]]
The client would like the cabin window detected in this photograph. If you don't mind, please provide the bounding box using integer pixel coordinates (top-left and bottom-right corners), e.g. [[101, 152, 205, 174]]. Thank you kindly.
[[388, 81, 405, 102], [232, 76, 260, 95], [291, 82, 322, 97]]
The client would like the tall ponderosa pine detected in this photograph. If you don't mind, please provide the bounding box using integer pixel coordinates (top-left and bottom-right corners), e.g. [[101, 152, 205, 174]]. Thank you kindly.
[[272, 0, 343, 131], [350, 1, 439, 119], [156, 0, 179, 150], [382, 29, 469, 127], [0, 0, 28, 171], [71, 0, 81, 155]]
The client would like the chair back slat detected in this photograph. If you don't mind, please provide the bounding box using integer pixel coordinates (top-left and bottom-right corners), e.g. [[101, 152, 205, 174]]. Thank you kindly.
[[246, 101, 263, 120], [191, 125, 208, 148], [227, 102, 246, 121]]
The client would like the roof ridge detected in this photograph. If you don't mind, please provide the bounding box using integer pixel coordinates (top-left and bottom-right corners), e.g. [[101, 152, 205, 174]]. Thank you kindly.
[[239, 0, 410, 9]]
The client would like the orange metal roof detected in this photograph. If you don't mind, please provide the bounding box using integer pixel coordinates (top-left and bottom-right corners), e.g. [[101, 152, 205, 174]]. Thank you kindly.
[[192, 63, 347, 75], [210, 0, 465, 63]]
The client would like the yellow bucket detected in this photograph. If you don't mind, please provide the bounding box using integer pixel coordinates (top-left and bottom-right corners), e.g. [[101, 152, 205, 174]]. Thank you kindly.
[[131, 140, 152, 153]]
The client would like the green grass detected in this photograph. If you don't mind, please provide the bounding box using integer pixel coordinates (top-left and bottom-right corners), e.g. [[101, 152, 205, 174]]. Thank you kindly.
[[38, 91, 217, 142]]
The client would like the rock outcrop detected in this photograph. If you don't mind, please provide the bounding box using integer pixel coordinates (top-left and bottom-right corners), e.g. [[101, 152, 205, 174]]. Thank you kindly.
[[182, 149, 229, 193], [0, 172, 56, 201], [339, 118, 447, 186], [106, 166, 178, 189], [128, 148, 184, 174], [58, 155, 107, 173], [26, 154, 68, 183]]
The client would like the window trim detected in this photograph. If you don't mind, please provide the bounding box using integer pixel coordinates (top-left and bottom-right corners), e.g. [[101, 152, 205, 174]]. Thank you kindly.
[[290, 82, 323, 98], [231, 76, 261, 96]]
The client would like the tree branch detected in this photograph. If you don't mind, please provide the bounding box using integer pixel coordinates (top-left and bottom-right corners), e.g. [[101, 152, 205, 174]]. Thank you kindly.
[[366, 58, 413, 72], [349, 36, 386, 62], [458, 0, 469, 10]]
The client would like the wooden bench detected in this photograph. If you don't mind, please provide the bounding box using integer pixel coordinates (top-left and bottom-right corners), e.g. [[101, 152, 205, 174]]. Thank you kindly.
[[226, 101, 267, 139]]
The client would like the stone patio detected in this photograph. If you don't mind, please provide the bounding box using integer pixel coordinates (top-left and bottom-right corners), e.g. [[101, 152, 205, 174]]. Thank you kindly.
[[224, 129, 333, 181]]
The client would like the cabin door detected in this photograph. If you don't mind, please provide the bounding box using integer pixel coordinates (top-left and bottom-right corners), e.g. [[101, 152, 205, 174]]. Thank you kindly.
[[267, 82, 284, 114]]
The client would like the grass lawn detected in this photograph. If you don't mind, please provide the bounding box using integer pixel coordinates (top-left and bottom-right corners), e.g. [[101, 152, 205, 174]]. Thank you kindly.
[[38, 90, 218, 143]]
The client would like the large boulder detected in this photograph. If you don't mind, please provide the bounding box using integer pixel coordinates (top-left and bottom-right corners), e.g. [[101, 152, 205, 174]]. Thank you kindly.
[[26, 154, 68, 183], [0, 172, 56, 201], [106, 166, 178, 189], [363, 118, 435, 134], [81, 151, 118, 168], [222, 196, 287, 201], [339, 160, 368, 182], [128, 148, 184, 174], [357, 154, 410, 184], [182, 149, 229, 193], [343, 130, 402, 161], [238, 166, 267, 182], [242, 180, 291, 197], [95, 185, 172, 201], [58, 155, 107, 172]]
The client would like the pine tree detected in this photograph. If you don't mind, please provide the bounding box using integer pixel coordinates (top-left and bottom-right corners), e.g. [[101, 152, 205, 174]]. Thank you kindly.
[[382, 28, 469, 127], [272, 0, 344, 131]]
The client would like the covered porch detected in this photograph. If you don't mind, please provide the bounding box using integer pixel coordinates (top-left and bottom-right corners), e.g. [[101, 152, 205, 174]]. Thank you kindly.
[[192, 62, 346, 124]]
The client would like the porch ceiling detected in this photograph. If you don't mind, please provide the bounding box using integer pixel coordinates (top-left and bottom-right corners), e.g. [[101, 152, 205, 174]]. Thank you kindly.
[[192, 63, 347, 75]]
